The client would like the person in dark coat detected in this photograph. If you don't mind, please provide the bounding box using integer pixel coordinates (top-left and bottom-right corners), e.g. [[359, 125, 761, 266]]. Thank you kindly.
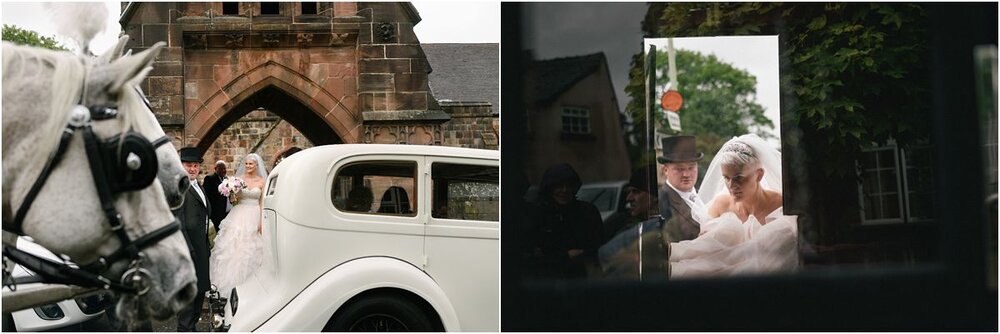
[[201, 160, 230, 233], [174, 147, 212, 331], [527, 163, 604, 279]]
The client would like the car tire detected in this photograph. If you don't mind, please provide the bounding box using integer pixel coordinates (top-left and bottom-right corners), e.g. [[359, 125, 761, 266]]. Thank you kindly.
[[3, 312, 15, 332], [323, 293, 435, 332]]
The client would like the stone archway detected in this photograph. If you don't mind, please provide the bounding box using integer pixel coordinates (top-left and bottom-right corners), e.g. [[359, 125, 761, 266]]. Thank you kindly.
[[186, 58, 359, 149], [120, 2, 498, 165], [189, 58, 360, 149]]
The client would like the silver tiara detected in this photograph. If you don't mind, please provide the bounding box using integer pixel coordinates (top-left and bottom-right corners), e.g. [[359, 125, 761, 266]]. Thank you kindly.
[[721, 140, 754, 157]]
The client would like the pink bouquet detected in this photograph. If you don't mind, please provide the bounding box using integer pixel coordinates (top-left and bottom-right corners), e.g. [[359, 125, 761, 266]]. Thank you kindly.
[[218, 177, 246, 204]]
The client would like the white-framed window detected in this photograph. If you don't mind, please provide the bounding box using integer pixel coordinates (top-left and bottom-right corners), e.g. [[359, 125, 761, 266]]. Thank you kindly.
[[859, 145, 904, 224], [858, 141, 936, 225], [561, 107, 591, 135]]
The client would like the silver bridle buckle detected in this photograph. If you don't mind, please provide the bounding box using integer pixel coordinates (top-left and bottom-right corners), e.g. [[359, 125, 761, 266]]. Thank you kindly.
[[68, 105, 91, 127]]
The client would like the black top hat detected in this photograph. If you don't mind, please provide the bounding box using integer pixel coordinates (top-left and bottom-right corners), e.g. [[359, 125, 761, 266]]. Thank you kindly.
[[179, 147, 204, 163], [657, 135, 704, 163]]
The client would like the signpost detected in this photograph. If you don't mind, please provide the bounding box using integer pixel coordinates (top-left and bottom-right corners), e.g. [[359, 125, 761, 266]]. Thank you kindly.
[[662, 38, 683, 132], [661, 90, 683, 132]]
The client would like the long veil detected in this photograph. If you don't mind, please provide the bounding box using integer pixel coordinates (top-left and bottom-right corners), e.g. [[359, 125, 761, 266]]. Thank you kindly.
[[235, 153, 269, 179], [696, 134, 783, 222]]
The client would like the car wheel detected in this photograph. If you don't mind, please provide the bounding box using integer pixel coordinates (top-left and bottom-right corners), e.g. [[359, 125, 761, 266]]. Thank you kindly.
[[3, 312, 15, 332], [324, 294, 435, 332]]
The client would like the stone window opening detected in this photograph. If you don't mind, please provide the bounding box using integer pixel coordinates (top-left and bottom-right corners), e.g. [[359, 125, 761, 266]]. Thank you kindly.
[[301, 2, 318, 15], [222, 2, 239, 15], [260, 2, 279, 15]]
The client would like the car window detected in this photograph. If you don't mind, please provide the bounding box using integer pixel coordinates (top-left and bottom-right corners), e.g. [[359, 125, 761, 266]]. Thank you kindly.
[[431, 163, 499, 221], [331, 161, 417, 216]]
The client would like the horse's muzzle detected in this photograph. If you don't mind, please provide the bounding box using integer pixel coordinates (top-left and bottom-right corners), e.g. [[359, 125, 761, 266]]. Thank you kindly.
[[168, 176, 189, 209]]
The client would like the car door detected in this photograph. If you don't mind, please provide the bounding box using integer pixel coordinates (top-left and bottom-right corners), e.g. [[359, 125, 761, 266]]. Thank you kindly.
[[422, 156, 500, 331], [325, 154, 426, 269]]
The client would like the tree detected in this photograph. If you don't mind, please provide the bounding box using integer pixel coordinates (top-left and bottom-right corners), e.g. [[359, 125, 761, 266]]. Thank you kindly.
[[2, 25, 67, 51], [633, 3, 930, 177], [624, 47, 774, 179]]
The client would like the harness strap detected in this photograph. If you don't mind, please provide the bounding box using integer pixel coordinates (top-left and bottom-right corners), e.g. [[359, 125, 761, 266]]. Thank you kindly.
[[6, 127, 78, 234], [81, 220, 181, 273], [3, 244, 135, 293], [151, 136, 171, 148]]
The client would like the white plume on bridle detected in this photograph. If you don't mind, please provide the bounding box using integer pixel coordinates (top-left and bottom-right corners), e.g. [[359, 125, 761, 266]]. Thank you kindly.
[[45, 2, 109, 55]]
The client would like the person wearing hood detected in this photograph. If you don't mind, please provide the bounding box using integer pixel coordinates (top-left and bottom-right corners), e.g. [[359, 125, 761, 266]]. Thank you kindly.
[[527, 163, 604, 279]]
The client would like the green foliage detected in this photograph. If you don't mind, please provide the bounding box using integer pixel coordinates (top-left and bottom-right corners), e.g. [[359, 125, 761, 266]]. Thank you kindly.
[[631, 3, 931, 177], [2, 25, 67, 51], [623, 46, 773, 176]]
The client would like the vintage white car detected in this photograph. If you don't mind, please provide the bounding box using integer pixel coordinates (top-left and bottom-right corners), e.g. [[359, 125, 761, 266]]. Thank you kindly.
[[225, 144, 499, 332], [2, 237, 112, 332]]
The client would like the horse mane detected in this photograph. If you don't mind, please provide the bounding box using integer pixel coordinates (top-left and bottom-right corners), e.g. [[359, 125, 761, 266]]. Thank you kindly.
[[2, 42, 158, 172], [2, 42, 84, 173], [117, 74, 161, 138]]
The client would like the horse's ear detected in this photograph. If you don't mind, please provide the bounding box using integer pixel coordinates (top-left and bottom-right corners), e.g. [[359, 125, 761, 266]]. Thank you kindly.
[[105, 41, 165, 94], [95, 35, 130, 64]]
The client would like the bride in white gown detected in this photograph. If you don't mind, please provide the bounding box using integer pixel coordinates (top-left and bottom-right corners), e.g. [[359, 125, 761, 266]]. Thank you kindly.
[[210, 153, 266, 294], [669, 134, 799, 278]]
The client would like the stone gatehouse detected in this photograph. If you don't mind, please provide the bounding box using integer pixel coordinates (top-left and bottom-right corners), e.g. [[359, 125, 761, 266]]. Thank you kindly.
[[120, 2, 497, 172]]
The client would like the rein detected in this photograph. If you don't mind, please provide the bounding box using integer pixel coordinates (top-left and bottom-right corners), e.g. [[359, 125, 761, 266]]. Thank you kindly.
[[2, 61, 181, 295]]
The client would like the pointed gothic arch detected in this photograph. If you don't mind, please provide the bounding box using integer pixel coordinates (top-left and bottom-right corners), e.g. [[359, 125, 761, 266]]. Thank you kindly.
[[187, 60, 360, 151]]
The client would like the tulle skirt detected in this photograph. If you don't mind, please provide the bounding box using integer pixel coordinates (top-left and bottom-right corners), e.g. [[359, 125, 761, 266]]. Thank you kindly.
[[209, 202, 263, 294], [670, 210, 798, 278]]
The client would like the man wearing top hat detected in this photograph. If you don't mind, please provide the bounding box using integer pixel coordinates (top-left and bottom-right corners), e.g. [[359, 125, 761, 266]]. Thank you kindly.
[[657, 135, 705, 243], [174, 147, 212, 331]]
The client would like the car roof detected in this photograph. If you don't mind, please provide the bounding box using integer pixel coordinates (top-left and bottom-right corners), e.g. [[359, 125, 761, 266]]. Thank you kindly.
[[278, 144, 498, 168], [267, 144, 498, 224]]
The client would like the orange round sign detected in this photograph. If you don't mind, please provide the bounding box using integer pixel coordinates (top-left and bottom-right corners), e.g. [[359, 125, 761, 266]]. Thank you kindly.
[[661, 90, 683, 112]]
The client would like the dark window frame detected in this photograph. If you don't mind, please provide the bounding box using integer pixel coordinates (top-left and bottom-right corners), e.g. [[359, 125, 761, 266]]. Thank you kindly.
[[501, 3, 997, 331]]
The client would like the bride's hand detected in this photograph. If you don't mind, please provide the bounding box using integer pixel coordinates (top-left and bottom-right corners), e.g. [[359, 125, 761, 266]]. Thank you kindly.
[[257, 222, 262, 235]]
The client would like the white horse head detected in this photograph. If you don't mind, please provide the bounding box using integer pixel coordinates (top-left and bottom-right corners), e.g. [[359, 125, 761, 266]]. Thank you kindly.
[[2, 41, 197, 325], [95, 36, 190, 209]]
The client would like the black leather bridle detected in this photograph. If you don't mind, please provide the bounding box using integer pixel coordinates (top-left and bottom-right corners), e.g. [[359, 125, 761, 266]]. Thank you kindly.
[[2, 81, 182, 295]]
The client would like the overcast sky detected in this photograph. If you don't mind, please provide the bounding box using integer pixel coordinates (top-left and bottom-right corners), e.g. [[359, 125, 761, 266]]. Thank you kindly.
[[0, 1, 499, 55]]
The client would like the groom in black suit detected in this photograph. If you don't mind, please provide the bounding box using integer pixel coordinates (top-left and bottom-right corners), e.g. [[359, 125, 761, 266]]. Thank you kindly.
[[174, 147, 211, 331]]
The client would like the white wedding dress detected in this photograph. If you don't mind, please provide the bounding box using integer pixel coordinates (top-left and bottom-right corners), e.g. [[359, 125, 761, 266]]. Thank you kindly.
[[668, 134, 799, 279], [209, 187, 264, 294], [669, 208, 798, 278]]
